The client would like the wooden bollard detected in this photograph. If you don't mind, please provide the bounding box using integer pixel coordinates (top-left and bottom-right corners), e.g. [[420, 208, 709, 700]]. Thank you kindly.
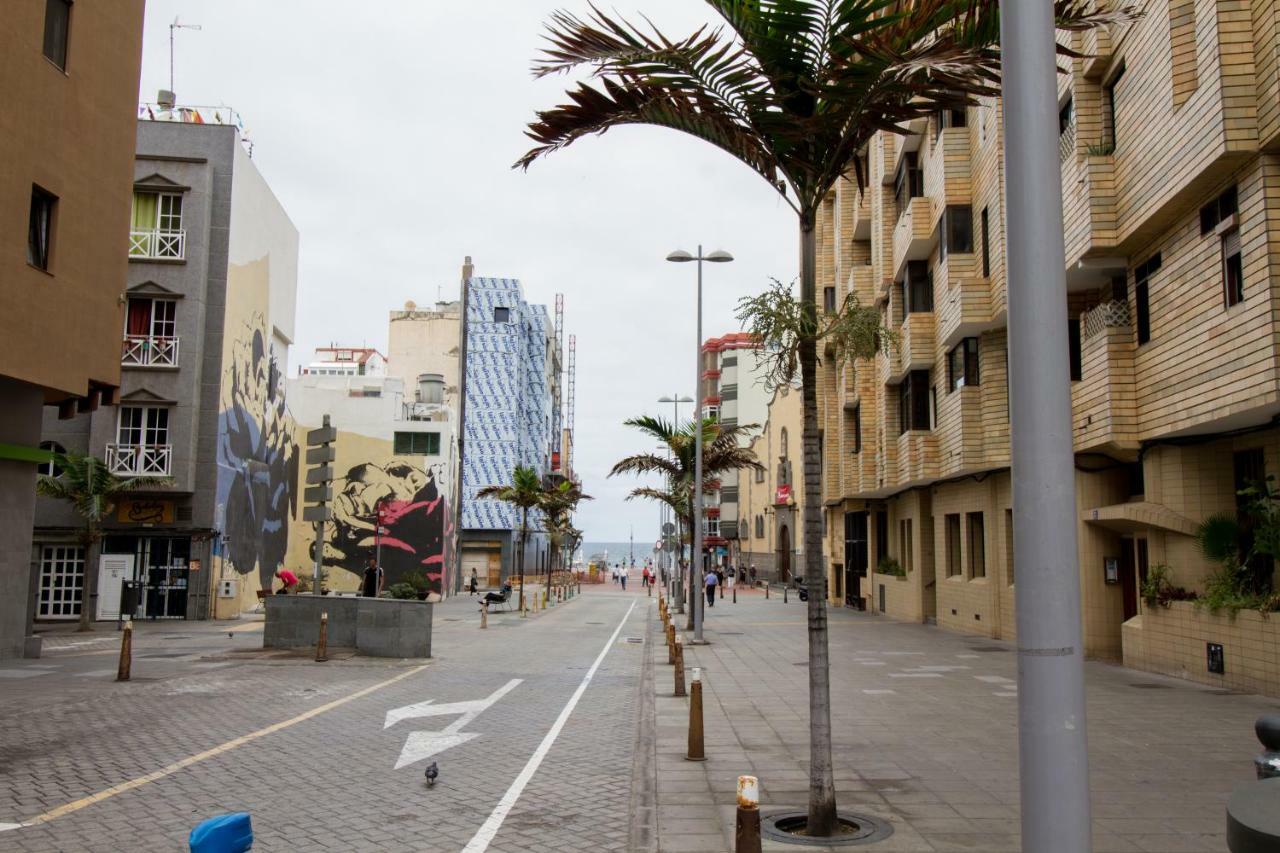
[[686, 667, 705, 761], [315, 611, 329, 662], [674, 638, 686, 697], [667, 624, 676, 664], [521, 595, 528, 618], [735, 776, 762, 853], [765, 584, 770, 599], [116, 619, 132, 682], [783, 585, 788, 603], [480, 602, 488, 629]]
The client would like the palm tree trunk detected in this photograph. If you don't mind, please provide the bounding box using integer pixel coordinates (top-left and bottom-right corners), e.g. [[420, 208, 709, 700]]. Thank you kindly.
[[683, 510, 696, 630], [799, 219, 837, 834], [518, 508, 528, 611], [77, 527, 99, 632], [674, 515, 685, 614]]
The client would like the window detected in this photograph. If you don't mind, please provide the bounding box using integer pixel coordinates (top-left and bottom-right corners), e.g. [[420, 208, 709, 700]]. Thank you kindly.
[[1058, 95, 1074, 136], [939, 206, 973, 262], [1200, 186, 1238, 235], [945, 513, 962, 577], [823, 286, 836, 314], [28, 186, 56, 271], [393, 431, 441, 455], [37, 441, 66, 477], [1104, 65, 1125, 150], [493, 307, 510, 322], [1133, 253, 1160, 345], [875, 511, 888, 566], [934, 108, 966, 140], [705, 517, 720, 538], [899, 518, 914, 573], [38, 545, 84, 619], [754, 466, 765, 483], [1004, 509, 1014, 585], [125, 298, 177, 339], [1223, 227, 1243, 307], [898, 370, 931, 434], [118, 406, 170, 447], [755, 515, 765, 538], [947, 338, 980, 392], [980, 207, 990, 277], [893, 152, 923, 217], [43, 0, 71, 70], [967, 512, 986, 578], [129, 192, 184, 259], [903, 260, 933, 313], [851, 404, 862, 454], [1068, 318, 1082, 381]]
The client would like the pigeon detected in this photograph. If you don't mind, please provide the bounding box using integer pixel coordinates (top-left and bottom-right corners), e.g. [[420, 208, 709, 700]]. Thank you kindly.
[[424, 762, 438, 788]]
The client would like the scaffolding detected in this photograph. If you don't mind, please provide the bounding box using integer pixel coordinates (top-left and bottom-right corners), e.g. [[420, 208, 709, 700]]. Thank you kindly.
[[566, 335, 576, 477], [553, 294, 565, 459]]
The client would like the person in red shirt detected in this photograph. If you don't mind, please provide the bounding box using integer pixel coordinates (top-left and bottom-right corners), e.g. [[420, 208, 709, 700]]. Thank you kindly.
[[274, 567, 299, 594]]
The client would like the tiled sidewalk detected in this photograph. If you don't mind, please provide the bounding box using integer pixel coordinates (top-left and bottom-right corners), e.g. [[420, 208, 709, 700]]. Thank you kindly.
[[650, 588, 1273, 852]]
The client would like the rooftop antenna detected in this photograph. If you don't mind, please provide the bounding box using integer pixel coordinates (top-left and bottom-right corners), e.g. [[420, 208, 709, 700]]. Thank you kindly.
[[169, 17, 202, 95]]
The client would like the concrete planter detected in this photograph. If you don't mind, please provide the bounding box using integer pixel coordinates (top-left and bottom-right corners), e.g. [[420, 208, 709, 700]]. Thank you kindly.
[[1122, 601, 1279, 696], [264, 594, 432, 659]]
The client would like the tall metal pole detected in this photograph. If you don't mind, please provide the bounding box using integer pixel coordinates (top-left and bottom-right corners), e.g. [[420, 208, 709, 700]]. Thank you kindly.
[[452, 259, 472, 597], [670, 396, 686, 614], [693, 246, 705, 643], [1000, 4, 1092, 851]]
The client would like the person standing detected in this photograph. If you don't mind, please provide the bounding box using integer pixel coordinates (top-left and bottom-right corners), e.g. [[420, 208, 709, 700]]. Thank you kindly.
[[726, 565, 736, 592], [468, 568, 479, 596], [705, 568, 717, 607], [361, 557, 384, 598], [750, 564, 758, 586], [619, 563, 628, 591], [716, 566, 725, 600]]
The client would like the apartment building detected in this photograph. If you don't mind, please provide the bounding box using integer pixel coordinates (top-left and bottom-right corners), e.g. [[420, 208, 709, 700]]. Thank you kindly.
[[700, 333, 770, 569], [300, 346, 387, 377], [35, 112, 299, 623], [0, 1, 145, 656], [814, 1, 1280, 691], [739, 384, 805, 585]]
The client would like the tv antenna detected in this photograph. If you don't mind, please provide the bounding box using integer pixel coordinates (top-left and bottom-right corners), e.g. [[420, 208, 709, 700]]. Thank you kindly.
[[169, 17, 202, 94]]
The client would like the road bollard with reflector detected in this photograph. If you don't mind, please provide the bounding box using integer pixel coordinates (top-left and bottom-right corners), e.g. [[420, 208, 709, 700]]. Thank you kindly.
[[686, 667, 705, 761], [116, 618, 132, 682], [315, 612, 329, 662], [674, 638, 686, 697], [480, 602, 488, 629], [736, 776, 761, 853]]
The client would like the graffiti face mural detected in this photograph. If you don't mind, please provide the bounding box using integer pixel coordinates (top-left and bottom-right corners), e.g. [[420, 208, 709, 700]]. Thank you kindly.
[[312, 461, 454, 594], [216, 316, 299, 589]]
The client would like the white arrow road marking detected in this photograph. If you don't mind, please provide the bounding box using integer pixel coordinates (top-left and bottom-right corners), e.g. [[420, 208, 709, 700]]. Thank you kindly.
[[0, 823, 24, 833], [385, 678, 522, 770]]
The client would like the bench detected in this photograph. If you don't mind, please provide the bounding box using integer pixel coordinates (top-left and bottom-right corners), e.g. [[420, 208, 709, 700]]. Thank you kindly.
[[481, 584, 513, 612], [254, 589, 271, 613]]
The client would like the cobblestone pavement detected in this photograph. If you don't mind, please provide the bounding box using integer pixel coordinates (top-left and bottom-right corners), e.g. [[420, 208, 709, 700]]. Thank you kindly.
[[653, 586, 1279, 852], [0, 585, 655, 852]]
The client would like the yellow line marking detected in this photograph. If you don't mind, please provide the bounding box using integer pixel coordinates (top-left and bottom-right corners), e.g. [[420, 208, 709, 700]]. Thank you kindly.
[[16, 663, 428, 828]]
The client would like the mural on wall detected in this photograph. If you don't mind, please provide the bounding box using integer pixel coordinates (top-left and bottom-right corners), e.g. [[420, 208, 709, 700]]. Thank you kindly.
[[216, 313, 299, 590], [310, 460, 454, 594]]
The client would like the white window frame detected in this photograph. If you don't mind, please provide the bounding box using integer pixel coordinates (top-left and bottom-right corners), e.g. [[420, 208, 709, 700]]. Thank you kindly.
[[38, 545, 85, 619]]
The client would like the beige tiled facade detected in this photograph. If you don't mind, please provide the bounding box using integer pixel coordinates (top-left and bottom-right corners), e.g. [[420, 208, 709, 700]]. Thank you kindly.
[[802, 0, 1280, 691], [739, 384, 805, 584]]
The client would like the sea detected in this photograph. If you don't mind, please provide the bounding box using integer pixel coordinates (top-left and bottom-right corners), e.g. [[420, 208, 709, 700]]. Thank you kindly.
[[579, 540, 657, 567]]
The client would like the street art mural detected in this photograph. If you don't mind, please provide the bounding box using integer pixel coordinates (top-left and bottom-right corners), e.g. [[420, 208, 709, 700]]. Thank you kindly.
[[216, 314, 299, 590], [310, 460, 455, 595]]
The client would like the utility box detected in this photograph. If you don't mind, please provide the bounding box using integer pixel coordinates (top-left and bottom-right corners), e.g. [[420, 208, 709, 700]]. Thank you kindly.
[[217, 578, 239, 599]]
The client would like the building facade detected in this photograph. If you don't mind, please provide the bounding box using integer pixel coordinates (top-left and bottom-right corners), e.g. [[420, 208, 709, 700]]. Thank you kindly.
[[813, 2, 1280, 692], [34, 114, 299, 623], [739, 384, 805, 585], [0, 1, 144, 656]]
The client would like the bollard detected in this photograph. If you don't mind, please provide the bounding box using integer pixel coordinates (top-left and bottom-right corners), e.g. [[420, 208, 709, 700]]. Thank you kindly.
[[648, 582, 652, 598], [674, 638, 686, 697], [733, 585, 737, 604], [765, 584, 770, 600], [315, 612, 329, 662], [1255, 715, 1280, 779], [521, 596, 528, 618], [783, 585, 788, 604], [686, 667, 705, 761], [736, 775, 762, 853], [667, 624, 676, 664], [480, 602, 488, 629], [116, 619, 132, 682]]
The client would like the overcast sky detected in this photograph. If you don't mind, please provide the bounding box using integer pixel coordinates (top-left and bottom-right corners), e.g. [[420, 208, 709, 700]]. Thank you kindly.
[[138, 1, 796, 542]]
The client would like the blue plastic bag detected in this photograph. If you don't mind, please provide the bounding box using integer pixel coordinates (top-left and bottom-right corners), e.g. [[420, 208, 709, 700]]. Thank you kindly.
[[189, 813, 253, 853]]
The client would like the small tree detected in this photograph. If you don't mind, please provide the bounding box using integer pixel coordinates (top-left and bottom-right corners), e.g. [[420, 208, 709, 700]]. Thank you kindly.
[[477, 465, 543, 611], [36, 452, 171, 631], [541, 478, 592, 601]]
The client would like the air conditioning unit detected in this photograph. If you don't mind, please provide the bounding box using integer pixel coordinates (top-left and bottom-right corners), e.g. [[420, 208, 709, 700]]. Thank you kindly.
[[217, 578, 239, 599]]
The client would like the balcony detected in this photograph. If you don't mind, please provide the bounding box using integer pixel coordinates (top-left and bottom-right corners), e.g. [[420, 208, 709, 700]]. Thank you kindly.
[[891, 313, 936, 383], [1062, 151, 1118, 277], [121, 336, 179, 368], [848, 267, 875, 307], [106, 444, 173, 477], [1071, 301, 1138, 453], [895, 430, 939, 487], [936, 254, 994, 348], [874, 133, 897, 185], [1080, 26, 1113, 80], [924, 127, 972, 207], [892, 197, 933, 281], [129, 229, 186, 261]]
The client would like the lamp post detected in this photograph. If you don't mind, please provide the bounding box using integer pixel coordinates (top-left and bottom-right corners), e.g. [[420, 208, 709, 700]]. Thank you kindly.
[[657, 395, 692, 611], [667, 247, 733, 644]]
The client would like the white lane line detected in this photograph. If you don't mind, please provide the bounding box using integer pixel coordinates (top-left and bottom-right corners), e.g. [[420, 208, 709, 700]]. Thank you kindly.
[[975, 675, 1015, 684], [956, 654, 981, 659], [461, 600, 637, 853], [862, 689, 896, 695], [857, 662, 886, 666], [888, 673, 943, 678], [993, 691, 1018, 697]]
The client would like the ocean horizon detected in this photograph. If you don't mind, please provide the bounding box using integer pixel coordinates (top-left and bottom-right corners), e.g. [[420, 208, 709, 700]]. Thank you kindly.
[[579, 540, 658, 565]]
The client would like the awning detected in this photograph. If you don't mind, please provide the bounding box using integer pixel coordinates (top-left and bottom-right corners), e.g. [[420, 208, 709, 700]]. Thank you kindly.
[[1081, 501, 1199, 537]]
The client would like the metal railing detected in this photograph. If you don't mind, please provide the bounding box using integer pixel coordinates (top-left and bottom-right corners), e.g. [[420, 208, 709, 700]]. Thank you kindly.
[[129, 229, 186, 261], [121, 336, 179, 368], [1059, 121, 1077, 164], [1082, 300, 1131, 339], [106, 444, 173, 477]]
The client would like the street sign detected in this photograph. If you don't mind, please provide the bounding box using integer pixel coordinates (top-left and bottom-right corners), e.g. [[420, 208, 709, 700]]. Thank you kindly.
[[306, 425, 337, 445], [305, 445, 336, 465], [304, 485, 333, 503], [306, 415, 337, 588], [303, 505, 333, 523], [305, 465, 334, 485], [662, 522, 676, 535]]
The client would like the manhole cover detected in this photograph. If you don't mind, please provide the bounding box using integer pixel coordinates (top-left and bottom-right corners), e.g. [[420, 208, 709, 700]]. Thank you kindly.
[[968, 646, 1009, 652], [624, 637, 644, 644], [793, 662, 809, 666], [1129, 683, 1171, 689], [761, 811, 894, 847], [162, 635, 193, 640], [586, 622, 605, 625], [719, 631, 744, 635], [143, 653, 189, 659]]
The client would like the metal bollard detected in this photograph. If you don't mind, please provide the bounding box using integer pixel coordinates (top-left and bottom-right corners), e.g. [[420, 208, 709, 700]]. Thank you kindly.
[[480, 602, 488, 629], [733, 585, 737, 604], [1255, 715, 1280, 779], [783, 585, 788, 604], [116, 619, 132, 682], [736, 775, 762, 853], [765, 584, 770, 600], [686, 667, 705, 761], [315, 612, 329, 662], [674, 638, 686, 697]]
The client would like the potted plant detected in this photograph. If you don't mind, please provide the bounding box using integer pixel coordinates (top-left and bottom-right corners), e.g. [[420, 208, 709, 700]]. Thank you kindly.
[[877, 556, 906, 578]]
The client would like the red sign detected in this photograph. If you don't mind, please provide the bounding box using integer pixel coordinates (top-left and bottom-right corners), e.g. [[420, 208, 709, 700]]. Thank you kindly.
[[775, 484, 793, 504]]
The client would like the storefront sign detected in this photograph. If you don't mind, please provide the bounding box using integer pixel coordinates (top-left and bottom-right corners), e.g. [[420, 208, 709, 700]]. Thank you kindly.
[[189, 559, 201, 573], [117, 499, 174, 525], [775, 484, 793, 505]]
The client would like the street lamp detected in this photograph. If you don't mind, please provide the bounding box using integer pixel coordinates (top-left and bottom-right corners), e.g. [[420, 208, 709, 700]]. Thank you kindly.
[[658, 394, 694, 611], [667, 246, 733, 644]]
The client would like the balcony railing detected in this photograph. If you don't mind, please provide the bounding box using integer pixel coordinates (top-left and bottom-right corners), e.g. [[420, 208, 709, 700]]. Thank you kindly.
[[1082, 300, 1130, 339], [1059, 122, 1076, 164], [106, 444, 173, 477], [121, 336, 179, 368], [129, 229, 186, 261]]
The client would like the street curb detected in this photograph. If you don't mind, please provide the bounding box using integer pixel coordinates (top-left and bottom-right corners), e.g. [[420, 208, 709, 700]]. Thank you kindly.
[[626, 600, 659, 853]]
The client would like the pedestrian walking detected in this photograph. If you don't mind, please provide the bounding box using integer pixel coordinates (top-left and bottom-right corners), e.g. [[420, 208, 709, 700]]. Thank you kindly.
[[619, 563, 628, 592], [705, 569, 717, 607], [716, 567, 725, 600], [468, 568, 479, 596], [749, 564, 757, 586], [361, 557, 384, 598], [727, 565, 736, 591]]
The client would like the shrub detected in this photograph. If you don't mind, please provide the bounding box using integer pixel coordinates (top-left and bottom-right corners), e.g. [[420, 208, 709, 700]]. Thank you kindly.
[[385, 582, 418, 600], [877, 557, 905, 577], [1140, 564, 1194, 609]]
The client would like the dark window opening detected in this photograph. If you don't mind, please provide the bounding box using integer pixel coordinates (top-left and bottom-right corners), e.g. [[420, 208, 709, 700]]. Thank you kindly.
[[898, 369, 932, 434], [1223, 227, 1243, 307], [823, 286, 836, 314], [947, 337, 980, 392], [980, 207, 990, 277], [945, 513, 962, 577], [903, 260, 933, 313], [393, 431, 441, 455], [1104, 65, 1125, 150], [493, 307, 510, 322], [1058, 95, 1074, 135], [1133, 253, 1159, 345], [939, 206, 974, 262], [893, 152, 923, 218], [875, 511, 889, 566], [852, 404, 862, 454], [1068, 318, 1082, 381], [43, 0, 71, 70], [1200, 185, 1238, 235], [935, 108, 967, 139], [967, 512, 986, 578], [1127, 462, 1145, 497], [27, 185, 56, 271]]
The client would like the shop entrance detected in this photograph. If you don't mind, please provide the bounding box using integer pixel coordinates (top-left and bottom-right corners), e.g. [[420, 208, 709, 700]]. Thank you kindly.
[[103, 534, 192, 619], [844, 511, 868, 609]]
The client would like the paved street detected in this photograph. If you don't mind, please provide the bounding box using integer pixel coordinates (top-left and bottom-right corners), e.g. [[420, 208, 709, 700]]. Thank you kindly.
[[0, 586, 651, 852]]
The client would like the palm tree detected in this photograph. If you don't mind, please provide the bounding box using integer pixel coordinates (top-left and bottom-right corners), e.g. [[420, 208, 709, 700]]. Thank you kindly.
[[36, 452, 172, 631], [518, 1, 1123, 832], [476, 464, 545, 611], [612, 415, 762, 624], [541, 478, 593, 601]]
